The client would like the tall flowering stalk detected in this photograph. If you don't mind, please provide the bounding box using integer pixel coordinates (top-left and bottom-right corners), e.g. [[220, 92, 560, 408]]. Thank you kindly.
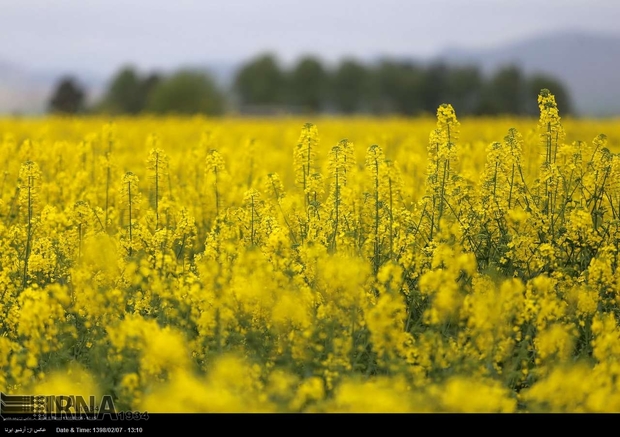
[[536, 89, 565, 235], [243, 189, 262, 246], [146, 139, 169, 231], [383, 159, 404, 262], [205, 149, 227, 219], [420, 104, 460, 242], [121, 171, 140, 256], [73, 200, 91, 261], [294, 123, 320, 242], [264, 172, 297, 244], [19, 161, 41, 288], [365, 144, 387, 273], [327, 139, 355, 252], [294, 123, 319, 208], [102, 123, 116, 232], [476, 128, 526, 268]]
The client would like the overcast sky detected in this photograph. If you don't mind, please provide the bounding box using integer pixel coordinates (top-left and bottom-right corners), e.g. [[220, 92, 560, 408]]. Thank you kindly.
[[1, 0, 619, 76]]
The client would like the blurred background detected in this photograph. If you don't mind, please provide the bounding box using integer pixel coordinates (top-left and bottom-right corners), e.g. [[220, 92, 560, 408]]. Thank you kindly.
[[1, 0, 619, 117]]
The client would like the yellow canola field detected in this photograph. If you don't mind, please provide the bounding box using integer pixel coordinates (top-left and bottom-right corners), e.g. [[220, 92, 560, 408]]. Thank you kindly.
[[1, 91, 620, 412]]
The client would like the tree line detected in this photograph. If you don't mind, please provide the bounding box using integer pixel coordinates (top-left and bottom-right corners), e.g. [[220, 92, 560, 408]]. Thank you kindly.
[[49, 53, 572, 116]]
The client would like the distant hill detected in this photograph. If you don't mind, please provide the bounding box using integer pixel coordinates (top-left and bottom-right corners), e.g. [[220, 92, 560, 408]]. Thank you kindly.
[[438, 30, 620, 117]]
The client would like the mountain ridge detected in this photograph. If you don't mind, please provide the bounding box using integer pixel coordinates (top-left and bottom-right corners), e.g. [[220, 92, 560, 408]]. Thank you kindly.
[[436, 29, 620, 116]]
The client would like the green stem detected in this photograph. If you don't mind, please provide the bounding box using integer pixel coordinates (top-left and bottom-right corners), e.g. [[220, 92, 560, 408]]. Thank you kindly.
[[128, 179, 133, 256]]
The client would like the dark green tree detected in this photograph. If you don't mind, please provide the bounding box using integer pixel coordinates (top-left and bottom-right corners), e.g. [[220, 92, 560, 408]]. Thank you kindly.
[[146, 70, 224, 115], [99, 67, 162, 114], [140, 73, 162, 106], [103, 66, 141, 114], [48, 77, 85, 114], [330, 59, 370, 114], [420, 63, 450, 114], [372, 61, 424, 115], [287, 56, 327, 113], [446, 66, 483, 115], [477, 65, 525, 115], [233, 53, 286, 106]]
